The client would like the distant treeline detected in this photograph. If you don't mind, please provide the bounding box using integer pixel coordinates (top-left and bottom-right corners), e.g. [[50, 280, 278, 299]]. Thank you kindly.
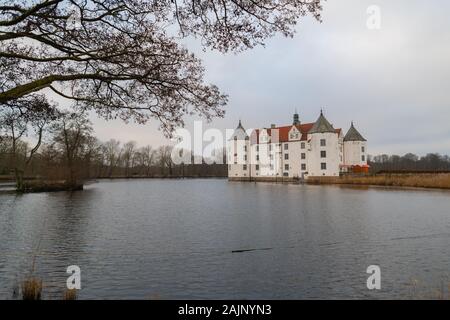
[[368, 153, 450, 173], [0, 110, 226, 190], [0, 137, 227, 181]]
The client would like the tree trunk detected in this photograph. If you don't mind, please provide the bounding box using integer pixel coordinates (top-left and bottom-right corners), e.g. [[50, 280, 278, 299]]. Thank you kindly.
[[14, 168, 24, 191]]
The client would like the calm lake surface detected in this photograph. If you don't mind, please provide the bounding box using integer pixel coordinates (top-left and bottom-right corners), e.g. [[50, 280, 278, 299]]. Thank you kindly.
[[0, 179, 449, 299]]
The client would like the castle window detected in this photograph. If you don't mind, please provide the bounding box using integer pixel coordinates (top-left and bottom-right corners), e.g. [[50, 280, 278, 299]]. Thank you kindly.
[[244, 155, 247, 161], [284, 143, 289, 150], [301, 153, 306, 160], [269, 144, 272, 151], [362, 155, 365, 162], [243, 165, 247, 170], [321, 151, 327, 158], [321, 163, 327, 170], [362, 146, 365, 153], [284, 153, 289, 160], [256, 155, 259, 161], [285, 164, 289, 171], [301, 142, 305, 149], [256, 145, 259, 152], [301, 164, 307, 171], [256, 165, 260, 171], [244, 146, 247, 151], [320, 139, 326, 147]]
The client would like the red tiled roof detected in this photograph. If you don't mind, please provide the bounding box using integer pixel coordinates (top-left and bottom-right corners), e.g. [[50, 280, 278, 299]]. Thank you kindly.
[[250, 123, 341, 144]]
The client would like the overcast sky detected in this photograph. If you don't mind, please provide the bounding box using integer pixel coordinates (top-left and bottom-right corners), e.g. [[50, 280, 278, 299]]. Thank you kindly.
[[88, 0, 450, 156]]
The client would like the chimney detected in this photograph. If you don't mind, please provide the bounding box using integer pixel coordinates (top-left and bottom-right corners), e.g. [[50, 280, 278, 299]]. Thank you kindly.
[[271, 124, 276, 129]]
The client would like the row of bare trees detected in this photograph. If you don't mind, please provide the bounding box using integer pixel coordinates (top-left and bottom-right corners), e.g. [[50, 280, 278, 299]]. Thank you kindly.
[[368, 153, 450, 173], [0, 109, 227, 190]]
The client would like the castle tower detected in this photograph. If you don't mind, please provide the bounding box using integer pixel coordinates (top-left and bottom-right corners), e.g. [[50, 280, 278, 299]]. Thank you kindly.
[[228, 120, 251, 179], [343, 122, 367, 167], [307, 110, 340, 177]]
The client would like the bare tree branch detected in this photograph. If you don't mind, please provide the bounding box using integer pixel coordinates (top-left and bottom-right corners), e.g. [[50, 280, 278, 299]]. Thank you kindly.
[[1, 0, 323, 134]]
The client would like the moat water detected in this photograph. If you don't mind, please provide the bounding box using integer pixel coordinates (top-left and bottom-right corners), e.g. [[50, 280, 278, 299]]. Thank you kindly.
[[0, 179, 449, 299]]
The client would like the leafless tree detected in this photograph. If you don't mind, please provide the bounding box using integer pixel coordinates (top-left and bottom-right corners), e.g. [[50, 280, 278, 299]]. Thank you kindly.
[[134, 145, 155, 176], [141, 146, 155, 177], [103, 139, 121, 177], [0, 0, 323, 134], [121, 140, 137, 177], [157, 145, 174, 176], [0, 94, 58, 189], [51, 111, 93, 187], [82, 135, 102, 178]]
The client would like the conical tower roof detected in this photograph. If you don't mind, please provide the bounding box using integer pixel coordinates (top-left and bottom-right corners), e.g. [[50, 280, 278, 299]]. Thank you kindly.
[[230, 120, 249, 140], [308, 111, 335, 134], [344, 122, 366, 141]]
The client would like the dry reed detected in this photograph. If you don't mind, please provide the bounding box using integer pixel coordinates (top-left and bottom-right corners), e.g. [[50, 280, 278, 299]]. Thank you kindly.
[[307, 174, 450, 190], [63, 289, 78, 300], [21, 278, 42, 300]]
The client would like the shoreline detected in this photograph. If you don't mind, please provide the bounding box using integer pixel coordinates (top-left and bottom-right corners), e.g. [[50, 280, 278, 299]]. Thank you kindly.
[[2, 175, 450, 194], [95, 176, 227, 180], [306, 181, 450, 193], [0, 176, 227, 183], [229, 173, 450, 192], [305, 174, 450, 192]]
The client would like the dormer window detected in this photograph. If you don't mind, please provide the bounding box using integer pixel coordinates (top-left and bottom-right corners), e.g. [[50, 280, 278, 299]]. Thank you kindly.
[[290, 131, 300, 140]]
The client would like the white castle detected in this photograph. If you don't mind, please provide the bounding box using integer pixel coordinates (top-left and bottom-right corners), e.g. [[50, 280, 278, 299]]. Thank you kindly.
[[228, 111, 368, 180]]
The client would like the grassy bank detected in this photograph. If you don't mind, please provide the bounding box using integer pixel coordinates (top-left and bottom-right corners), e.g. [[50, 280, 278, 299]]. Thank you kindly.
[[307, 173, 450, 190]]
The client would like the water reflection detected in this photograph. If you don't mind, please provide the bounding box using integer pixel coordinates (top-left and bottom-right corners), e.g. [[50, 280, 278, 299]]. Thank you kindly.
[[0, 179, 449, 299]]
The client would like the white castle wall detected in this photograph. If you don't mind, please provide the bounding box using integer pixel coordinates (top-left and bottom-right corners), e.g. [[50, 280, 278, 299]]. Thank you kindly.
[[343, 141, 367, 166], [228, 138, 250, 178], [307, 132, 340, 177]]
